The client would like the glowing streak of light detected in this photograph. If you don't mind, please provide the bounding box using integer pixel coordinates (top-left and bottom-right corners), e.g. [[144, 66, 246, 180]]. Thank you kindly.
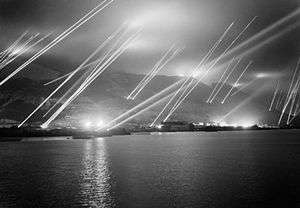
[[163, 21, 236, 121], [218, 83, 269, 123], [78, 27, 139, 91], [131, 46, 183, 100], [18, 31, 115, 128], [130, 46, 182, 100], [127, 44, 176, 99], [293, 93, 300, 115], [43, 24, 127, 117], [0, 35, 34, 67], [107, 93, 174, 131], [268, 81, 280, 111], [282, 78, 300, 124], [7, 34, 39, 58], [44, 60, 96, 85], [43, 34, 138, 128], [0, 36, 30, 64], [208, 9, 299, 66], [151, 22, 235, 124], [164, 17, 257, 121], [0, 31, 28, 62], [206, 58, 234, 103], [110, 14, 293, 127], [221, 61, 253, 104], [44, 29, 127, 86], [275, 89, 283, 110], [278, 58, 300, 125], [43, 67, 91, 118], [286, 60, 300, 103], [0, 34, 39, 69], [289, 91, 300, 124], [287, 78, 300, 124], [209, 58, 240, 103], [109, 33, 218, 128], [0, 0, 113, 86], [41, 29, 141, 128], [214, 21, 300, 75], [279, 91, 286, 109], [128, 44, 177, 98], [149, 77, 189, 127], [105, 79, 184, 129], [0, 33, 52, 70], [231, 78, 258, 96], [76, 30, 141, 99]]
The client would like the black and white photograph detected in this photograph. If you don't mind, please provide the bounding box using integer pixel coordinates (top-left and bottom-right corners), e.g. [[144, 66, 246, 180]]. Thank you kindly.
[[0, 0, 299, 207]]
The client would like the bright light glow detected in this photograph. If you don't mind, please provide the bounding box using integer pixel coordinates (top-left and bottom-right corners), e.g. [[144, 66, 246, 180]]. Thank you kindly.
[[232, 123, 239, 128], [239, 122, 254, 128], [215, 119, 255, 128], [219, 121, 228, 127], [255, 72, 280, 79], [256, 73, 268, 78], [97, 119, 104, 128], [233, 83, 241, 87], [41, 124, 48, 129], [178, 73, 185, 77], [192, 71, 201, 78], [156, 124, 162, 129], [83, 120, 92, 129], [11, 47, 24, 56], [129, 6, 187, 30]]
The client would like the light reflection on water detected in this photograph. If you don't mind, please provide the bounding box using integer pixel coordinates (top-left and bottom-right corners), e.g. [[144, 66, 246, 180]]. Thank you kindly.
[[80, 138, 115, 208]]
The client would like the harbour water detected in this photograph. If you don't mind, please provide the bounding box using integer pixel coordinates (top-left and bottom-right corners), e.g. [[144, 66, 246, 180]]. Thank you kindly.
[[0, 130, 299, 207]]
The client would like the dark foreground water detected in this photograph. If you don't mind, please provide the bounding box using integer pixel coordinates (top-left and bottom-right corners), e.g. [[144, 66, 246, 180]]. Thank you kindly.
[[0, 130, 299, 208]]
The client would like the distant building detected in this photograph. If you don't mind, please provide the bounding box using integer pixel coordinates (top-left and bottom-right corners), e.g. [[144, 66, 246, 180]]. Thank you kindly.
[[159, 121, 193, 131]]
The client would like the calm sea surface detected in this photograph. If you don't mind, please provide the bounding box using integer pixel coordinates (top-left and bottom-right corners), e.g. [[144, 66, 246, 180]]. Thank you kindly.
[[0, 130, 299, 208]]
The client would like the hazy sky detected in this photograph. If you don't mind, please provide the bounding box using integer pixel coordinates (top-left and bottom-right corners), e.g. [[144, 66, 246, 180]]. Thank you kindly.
[[0, 0, 299, 82]]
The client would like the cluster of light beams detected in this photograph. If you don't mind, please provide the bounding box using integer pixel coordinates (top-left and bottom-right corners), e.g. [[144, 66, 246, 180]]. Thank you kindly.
[[275, 89, 283, 110], [18, 35, 111, 128], [206, 58, 234, 103], [221, 61, 253, 104], [208, 58, 239, 103], [286, 76, 300, 124], [19, 22, 137, 128], [163, 17, 257, 122], [268, 81, 280, 111], [5, 4, 297, 130], [231, 78, 258, 96], [0, 32, 52, 71], [278, 58, 300, 125], [211, 20, 300, 76], [218, 82, 269, 123], [209, 8, 299, 66], [103, 79, 185, 130], [149, 77, 188, 127], [108, 92, 174, 131], [0, 31, 28, 62], [127, 44, 183, 100], [43, 23, 128, 117], [0, 32, 30, 68], [111, 20, 232, 129], [41, 27, 142, 128], [0, 0, 114, 87], [0, 32, 36, 69], [149, 22, 235, 126], [105, 10, 299, 130]]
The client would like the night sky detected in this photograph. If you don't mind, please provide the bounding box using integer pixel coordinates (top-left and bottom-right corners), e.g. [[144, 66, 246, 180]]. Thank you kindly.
[[0, 0, 299, 82]]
